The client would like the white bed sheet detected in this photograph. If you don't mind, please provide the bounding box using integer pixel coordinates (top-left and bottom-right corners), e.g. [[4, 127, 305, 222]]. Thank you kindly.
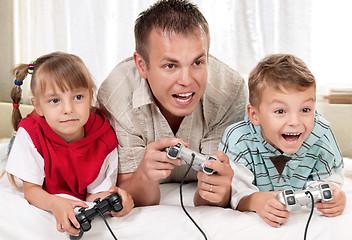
[[1, 142, 352, 240]]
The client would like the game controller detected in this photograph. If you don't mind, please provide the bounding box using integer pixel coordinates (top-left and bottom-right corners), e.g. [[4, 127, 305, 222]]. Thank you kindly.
[[277, 183, 333, 211], [70, 192, 123, 240], [166, 142, 218, 174]]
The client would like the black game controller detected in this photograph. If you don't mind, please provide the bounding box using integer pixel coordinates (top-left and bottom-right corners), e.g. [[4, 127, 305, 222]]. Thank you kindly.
[[277, 183, 333, 212], [70, 192, 123, 240], [166, 142, 218, 174]]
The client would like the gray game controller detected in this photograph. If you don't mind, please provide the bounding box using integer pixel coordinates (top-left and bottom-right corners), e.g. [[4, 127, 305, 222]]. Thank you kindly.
[[166, 142, 218, 174], [276, 183, 333, 211]]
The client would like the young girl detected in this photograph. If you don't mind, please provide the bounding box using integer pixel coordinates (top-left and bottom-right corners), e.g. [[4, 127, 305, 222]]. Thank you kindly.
[[5, 52, 134, 237]]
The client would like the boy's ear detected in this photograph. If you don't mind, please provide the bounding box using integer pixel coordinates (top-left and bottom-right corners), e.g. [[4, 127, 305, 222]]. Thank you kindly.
[[247, 104, 260, 126], [31, 98, 44, 116], [133, 52, 148, 79]]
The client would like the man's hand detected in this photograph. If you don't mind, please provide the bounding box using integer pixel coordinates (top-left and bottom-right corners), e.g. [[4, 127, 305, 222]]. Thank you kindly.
[[136, 138, 183, 181], [194, 151, 234, 207], [118, 138, 183, 206]]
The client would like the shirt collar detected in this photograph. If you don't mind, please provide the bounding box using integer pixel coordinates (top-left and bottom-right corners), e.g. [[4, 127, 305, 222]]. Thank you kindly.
[[132, 78, 154, 109]]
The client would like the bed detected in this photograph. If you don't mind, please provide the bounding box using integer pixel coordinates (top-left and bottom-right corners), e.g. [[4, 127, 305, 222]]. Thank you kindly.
[[0, 136, 351, 240]]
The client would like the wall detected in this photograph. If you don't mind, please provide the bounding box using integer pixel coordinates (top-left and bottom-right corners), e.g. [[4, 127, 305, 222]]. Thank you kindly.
[[317, 101, 352, 158], [0, 0, 13, 103]]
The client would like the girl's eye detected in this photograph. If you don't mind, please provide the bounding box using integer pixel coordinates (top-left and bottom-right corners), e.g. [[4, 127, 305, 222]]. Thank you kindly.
[[49, 98, 59, 104], [275, 109, 284, 114], [74, 95, 83, 101], [302, 108, 311, 113]]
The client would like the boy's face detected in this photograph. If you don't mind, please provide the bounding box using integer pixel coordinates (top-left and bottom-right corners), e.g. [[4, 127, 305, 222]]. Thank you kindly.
[[248, 85, 316, 154]]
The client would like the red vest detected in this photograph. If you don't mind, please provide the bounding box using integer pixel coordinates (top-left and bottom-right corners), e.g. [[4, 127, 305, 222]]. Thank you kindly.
[[19, 108, 118, 200]]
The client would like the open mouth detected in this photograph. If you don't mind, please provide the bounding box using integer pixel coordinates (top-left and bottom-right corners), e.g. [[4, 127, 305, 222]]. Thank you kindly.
[[282, 133, 301, 142], [172, 92, 195, 103]]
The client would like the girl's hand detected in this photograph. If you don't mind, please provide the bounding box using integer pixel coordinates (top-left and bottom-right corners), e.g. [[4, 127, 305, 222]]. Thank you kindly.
[[49, 195, 88, 236], [108, 186, 135, 217], [315, 183, 346, 217]]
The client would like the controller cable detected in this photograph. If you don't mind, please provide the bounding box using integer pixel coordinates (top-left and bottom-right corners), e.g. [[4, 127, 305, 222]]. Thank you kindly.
[[303, 191, 314, 240], [180, 153, 208, 240], [97, 209, 118, 240]]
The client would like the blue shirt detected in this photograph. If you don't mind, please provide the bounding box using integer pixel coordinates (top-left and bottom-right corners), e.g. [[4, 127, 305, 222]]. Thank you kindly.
[[219, 112, 343, 191]]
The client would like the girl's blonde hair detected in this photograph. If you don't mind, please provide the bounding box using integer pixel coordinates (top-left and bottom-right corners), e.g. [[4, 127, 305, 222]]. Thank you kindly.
[[4, 52, 96, 189]]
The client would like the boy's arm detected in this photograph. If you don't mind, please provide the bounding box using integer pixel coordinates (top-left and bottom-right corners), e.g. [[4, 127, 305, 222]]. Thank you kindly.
[[23, 181, 88, 236], [306, 171, 344, 188]]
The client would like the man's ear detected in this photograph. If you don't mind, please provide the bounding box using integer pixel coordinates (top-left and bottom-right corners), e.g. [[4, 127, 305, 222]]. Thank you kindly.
[[247, 104, 260, 126], [133, 52, 148, 79], [31, 98, 44, 116]]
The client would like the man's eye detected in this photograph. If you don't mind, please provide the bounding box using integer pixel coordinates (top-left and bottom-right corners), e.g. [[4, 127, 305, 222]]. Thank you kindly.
[[74, 95, 83, 101], [194, 60, 202, 66], [49, 98, 59, 104], [275, 109, 284, 114], [165, 64, 174, 69]]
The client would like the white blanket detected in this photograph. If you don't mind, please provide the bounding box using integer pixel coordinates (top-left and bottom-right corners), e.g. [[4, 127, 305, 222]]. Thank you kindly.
[[1, 141, 352, 240]]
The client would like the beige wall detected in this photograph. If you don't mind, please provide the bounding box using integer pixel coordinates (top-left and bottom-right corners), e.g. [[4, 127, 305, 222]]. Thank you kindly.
[[0, 0, 13, 103], [317, 101, 352, 158]]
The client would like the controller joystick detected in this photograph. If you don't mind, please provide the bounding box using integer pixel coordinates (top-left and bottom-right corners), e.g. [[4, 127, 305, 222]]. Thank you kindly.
[[276, 183, 333, 212], [166, 142, 218, 174], [70, 192, 123, 240]]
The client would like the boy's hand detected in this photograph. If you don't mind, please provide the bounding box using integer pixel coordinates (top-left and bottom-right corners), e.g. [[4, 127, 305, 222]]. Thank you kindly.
[[49, 195, 88, 236], [108, 186, 135, 217], [238, 191, 291, 228], [316, 183, 346, 217]]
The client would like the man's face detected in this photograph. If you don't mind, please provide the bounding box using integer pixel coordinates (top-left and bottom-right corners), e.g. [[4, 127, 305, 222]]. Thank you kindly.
[[136, 28, 208, 121], [248, 85, 316, 154]]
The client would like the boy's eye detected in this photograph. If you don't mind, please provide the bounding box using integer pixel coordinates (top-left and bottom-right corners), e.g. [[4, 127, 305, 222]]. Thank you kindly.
[[302, 108, 310, 113], [49, 98, 59, 104], [74, 95, 83, 101], [275, 109, 284, 114]]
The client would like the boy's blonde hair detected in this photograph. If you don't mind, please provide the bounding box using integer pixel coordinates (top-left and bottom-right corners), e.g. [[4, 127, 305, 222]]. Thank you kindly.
[[248, 54, 316, 108]]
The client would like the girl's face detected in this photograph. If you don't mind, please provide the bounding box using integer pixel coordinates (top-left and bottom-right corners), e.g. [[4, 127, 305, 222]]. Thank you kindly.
[[32, 82, 92, 143]]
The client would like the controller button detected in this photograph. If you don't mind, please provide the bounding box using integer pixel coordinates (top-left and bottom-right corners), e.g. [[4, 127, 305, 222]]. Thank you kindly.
[[323, 190, 332, 199], [287, 196, 296, 205]]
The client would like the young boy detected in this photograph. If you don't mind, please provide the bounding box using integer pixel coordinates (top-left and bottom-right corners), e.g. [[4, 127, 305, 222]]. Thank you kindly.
[[219, 54, 346, 227]]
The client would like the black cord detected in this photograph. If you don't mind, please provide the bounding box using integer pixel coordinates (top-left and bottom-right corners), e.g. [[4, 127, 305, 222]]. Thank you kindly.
[[304, 191, 315, 240], [180, 153, 208, 240], [97, 209, 118, 240]]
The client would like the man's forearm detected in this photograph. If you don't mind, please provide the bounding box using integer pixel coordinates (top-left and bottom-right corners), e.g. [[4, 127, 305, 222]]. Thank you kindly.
[[117, 172, 160, 206]]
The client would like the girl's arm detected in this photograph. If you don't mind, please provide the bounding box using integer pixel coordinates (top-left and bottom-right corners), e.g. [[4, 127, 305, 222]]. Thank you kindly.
[[23, 181, 88, 236]]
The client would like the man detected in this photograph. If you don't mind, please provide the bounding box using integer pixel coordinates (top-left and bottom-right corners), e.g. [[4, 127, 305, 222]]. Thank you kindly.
[[97, 0, 247, 207]]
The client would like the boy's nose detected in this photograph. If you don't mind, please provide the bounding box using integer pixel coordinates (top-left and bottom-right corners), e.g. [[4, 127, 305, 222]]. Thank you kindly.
[[287, 113, 300, 126]]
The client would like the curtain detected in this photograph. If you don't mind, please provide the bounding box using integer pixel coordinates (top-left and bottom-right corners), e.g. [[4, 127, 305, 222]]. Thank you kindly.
[[13, 0, 351, 103]]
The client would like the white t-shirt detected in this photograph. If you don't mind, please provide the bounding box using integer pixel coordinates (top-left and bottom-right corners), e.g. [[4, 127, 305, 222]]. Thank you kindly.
[[6, 127, 118, 195]]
